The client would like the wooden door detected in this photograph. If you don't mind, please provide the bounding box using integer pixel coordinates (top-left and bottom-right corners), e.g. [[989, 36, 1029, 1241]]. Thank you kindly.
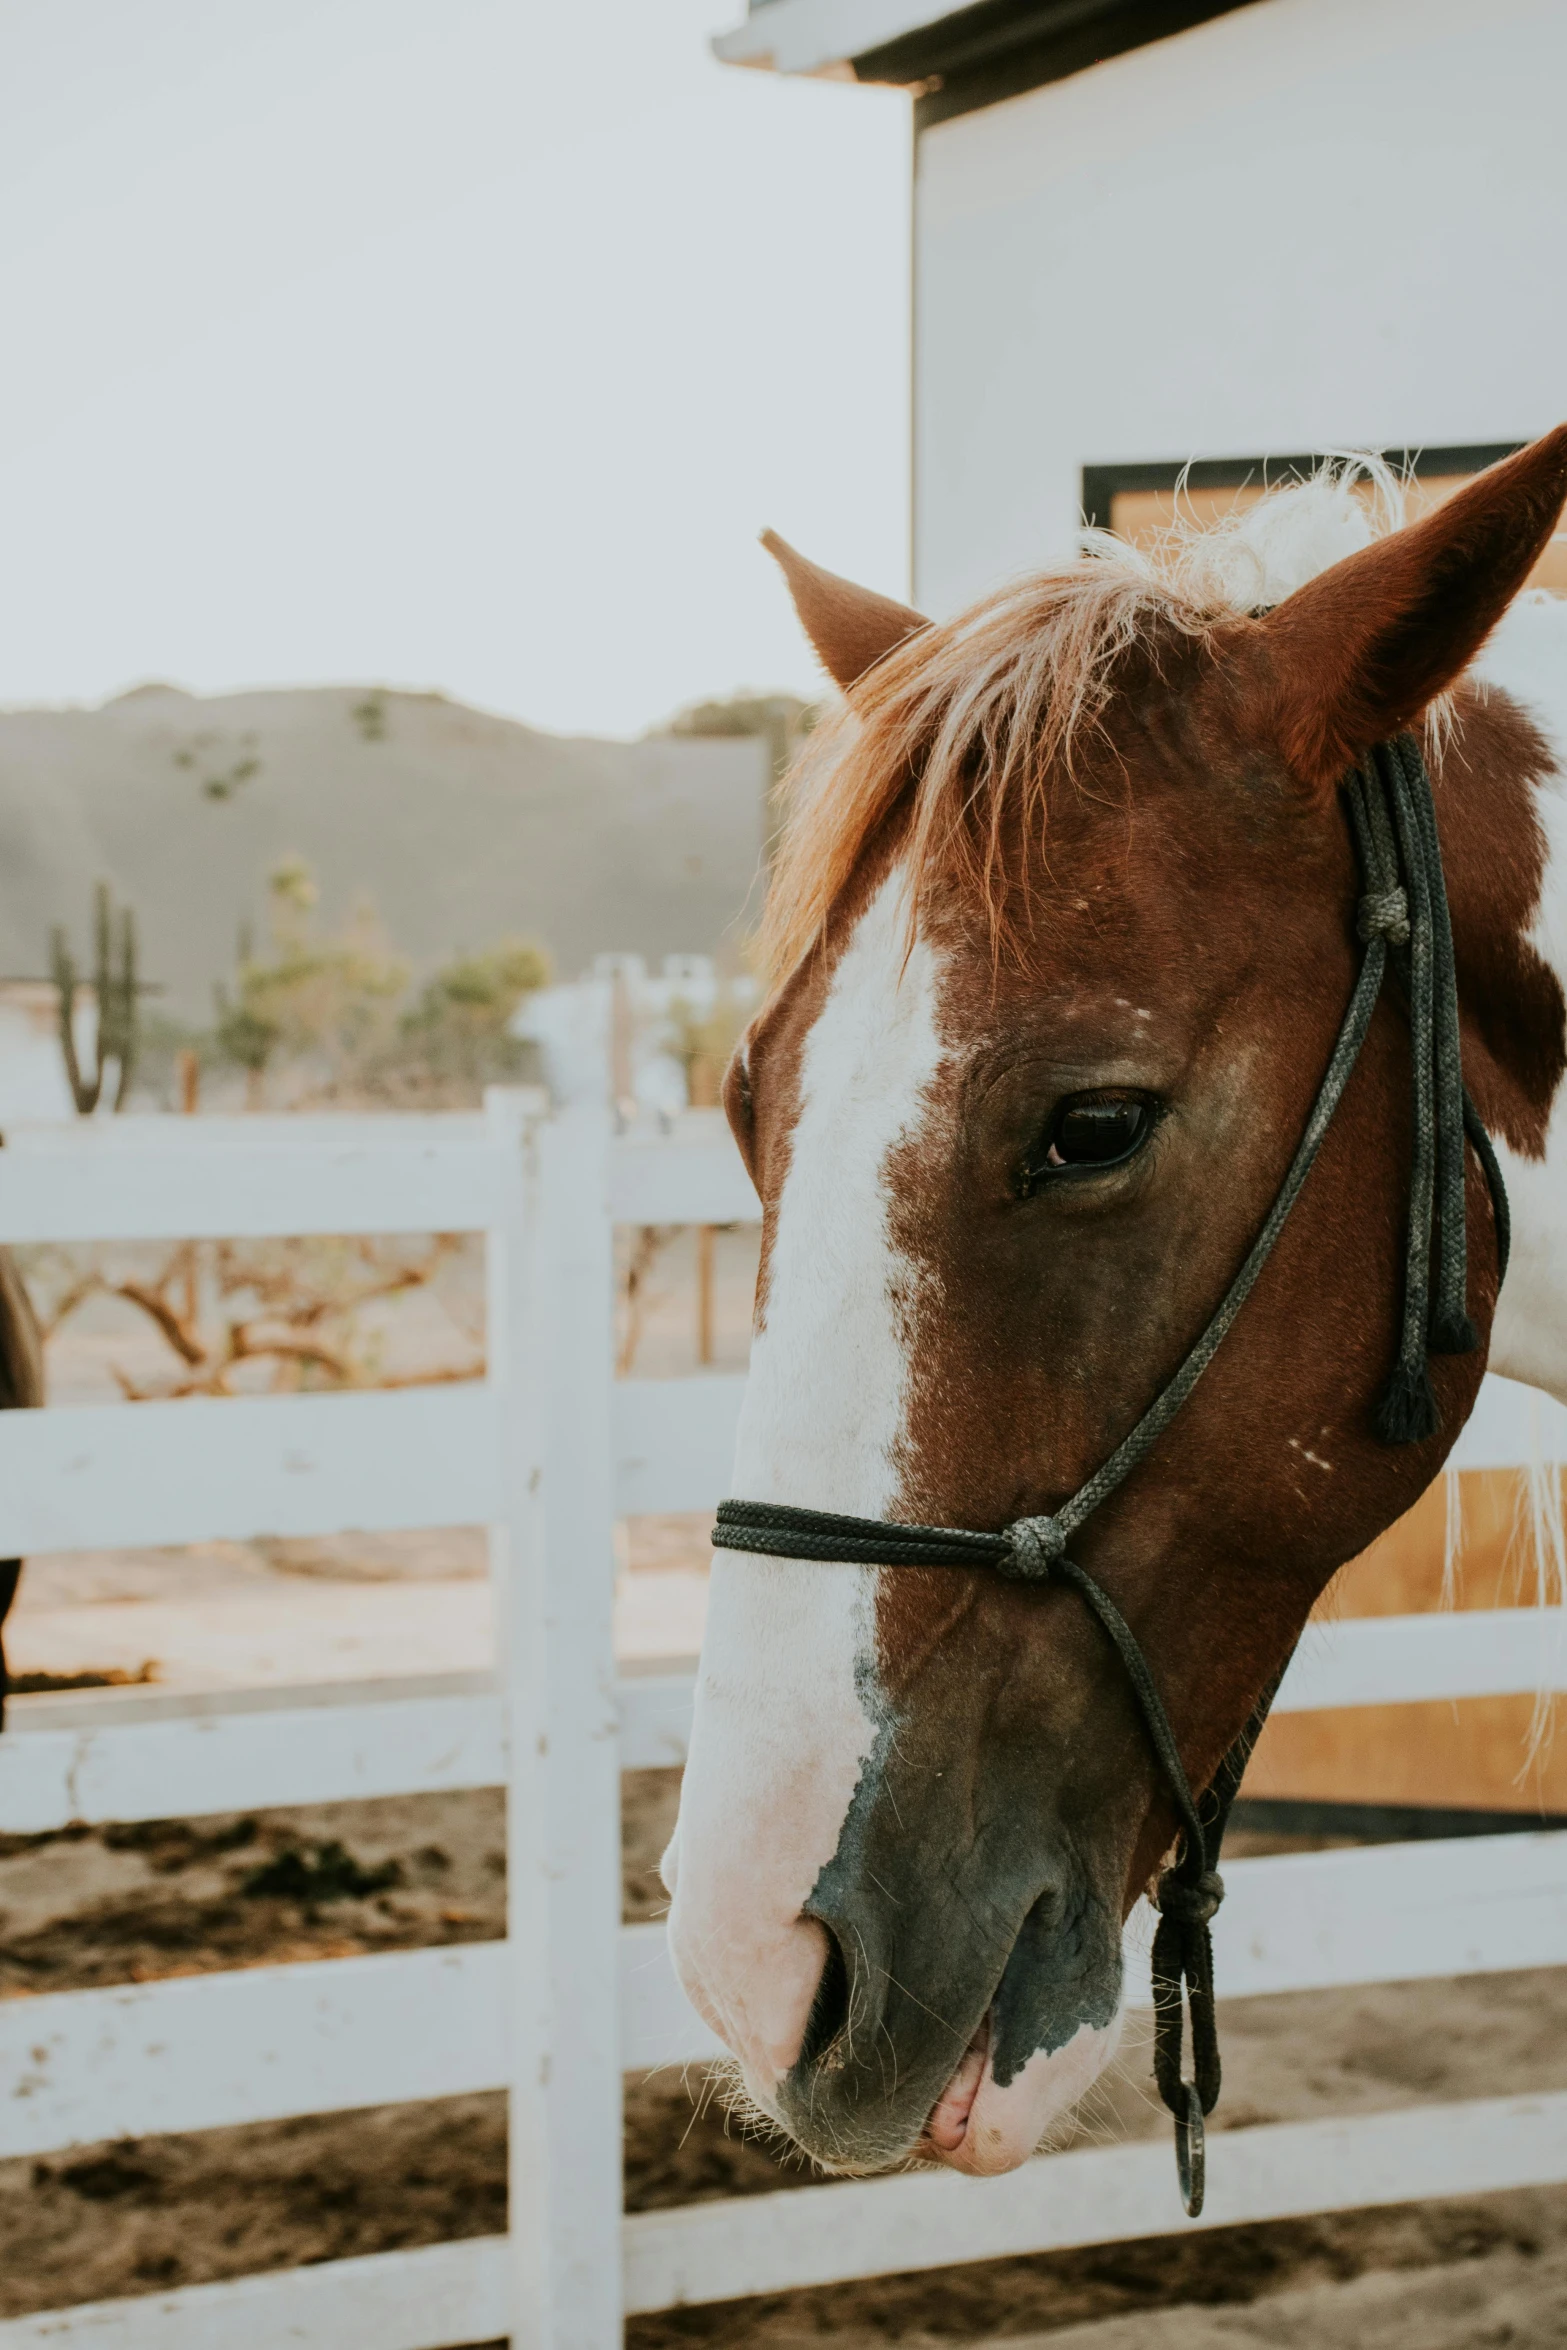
[[1245, 1472, 1567, 1815]]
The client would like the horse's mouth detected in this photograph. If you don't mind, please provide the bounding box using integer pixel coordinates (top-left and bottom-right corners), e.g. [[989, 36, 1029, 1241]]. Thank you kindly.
[[918, 2012, 991, 2158]]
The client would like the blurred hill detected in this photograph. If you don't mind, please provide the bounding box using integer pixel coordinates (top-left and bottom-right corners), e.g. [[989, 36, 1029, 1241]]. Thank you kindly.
[[0, 684, 767, 1017]]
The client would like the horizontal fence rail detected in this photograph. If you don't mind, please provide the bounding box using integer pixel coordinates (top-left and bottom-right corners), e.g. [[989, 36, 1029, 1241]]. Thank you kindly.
[[0, 2237, 513, 2350], [0, 1388, 495, 1555], [0, 1110, 760, 1246], [7, 1603, 1562, 1833], [620, 2090, 1567, 2311], [1121, 1828, 1567, 2009], [609, 1115, 760, 1225], [7, 1831, 1566, 2160], [0, 1946, 505, 2160], [0, 1378, 745, 1558], [0, 1676, 508, 1835], [1272, 1604, 1567, 1711], [0, 1670, 702, 1834], [0, 1120, 512, 1243], [2, 2092, 1565, 2343]]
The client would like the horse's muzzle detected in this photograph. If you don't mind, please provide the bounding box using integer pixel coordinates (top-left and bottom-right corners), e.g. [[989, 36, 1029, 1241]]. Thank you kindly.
[[771, 1831, 1127, 2172]]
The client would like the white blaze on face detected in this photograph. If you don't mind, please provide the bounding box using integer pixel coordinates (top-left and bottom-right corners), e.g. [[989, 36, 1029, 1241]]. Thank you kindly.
[[664, 872, 944, 2108]]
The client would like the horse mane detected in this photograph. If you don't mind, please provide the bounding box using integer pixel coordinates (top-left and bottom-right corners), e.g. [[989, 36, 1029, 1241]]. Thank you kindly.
[[762, 456, 1409, 982]]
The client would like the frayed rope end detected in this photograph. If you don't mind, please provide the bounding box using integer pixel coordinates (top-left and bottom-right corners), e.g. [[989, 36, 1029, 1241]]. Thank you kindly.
[[1429, 1309, 1479, 1356], [1376, 1360, 1441, 1446]]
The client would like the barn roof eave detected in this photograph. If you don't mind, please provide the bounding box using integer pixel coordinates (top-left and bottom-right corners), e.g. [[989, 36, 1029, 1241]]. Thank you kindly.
[[713, 0, 1263, 125]]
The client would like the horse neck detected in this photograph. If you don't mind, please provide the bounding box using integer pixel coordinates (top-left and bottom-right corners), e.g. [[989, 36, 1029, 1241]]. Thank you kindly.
[[1461, 596, 1567, 1403]]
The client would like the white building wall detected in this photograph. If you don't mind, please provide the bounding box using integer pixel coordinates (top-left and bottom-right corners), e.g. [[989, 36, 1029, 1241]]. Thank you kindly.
[[913, 0, 1567, 614]]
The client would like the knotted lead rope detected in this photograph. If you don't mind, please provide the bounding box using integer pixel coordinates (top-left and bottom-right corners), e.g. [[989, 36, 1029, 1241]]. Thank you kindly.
[[714, 736, 1507, 2215], [1347, 736, 1506, 1433]]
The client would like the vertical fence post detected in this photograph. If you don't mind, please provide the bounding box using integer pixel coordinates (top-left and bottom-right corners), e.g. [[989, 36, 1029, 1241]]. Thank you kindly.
[[489, 990, 623, 2349], [486, 1085, 552, 2344]]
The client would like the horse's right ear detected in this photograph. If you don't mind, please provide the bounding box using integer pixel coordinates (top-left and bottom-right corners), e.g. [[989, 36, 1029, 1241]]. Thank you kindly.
[[762, 530, 930, 696], [1250, 426, 1567, 797]]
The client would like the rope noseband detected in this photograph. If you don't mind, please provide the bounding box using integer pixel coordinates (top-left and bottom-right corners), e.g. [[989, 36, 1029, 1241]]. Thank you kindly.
[[713, 736, 1509, 2217]]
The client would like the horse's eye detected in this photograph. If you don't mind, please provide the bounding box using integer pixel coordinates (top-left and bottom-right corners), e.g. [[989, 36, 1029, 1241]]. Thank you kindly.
[[1022, 1091, 1157, 1191]]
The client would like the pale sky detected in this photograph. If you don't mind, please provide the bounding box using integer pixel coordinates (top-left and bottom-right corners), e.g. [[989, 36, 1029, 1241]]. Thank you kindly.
[[0, 0, 911, 737]]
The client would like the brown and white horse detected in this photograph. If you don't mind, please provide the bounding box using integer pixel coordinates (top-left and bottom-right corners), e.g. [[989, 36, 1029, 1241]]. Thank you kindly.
[[664, 431, 1567, 2178]]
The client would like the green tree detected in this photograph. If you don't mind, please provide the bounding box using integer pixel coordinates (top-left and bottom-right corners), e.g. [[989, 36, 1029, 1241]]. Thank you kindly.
[[395, 939, 552, 1094], [206, 863, 550, 1106], [213, 859, 407, 1103]]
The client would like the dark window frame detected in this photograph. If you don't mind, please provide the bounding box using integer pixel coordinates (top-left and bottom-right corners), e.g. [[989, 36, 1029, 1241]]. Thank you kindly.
[[1080, 445, 1526, 534]]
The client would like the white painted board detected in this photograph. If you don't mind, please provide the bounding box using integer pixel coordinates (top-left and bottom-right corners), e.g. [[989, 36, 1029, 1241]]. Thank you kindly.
[[611, 1122, 758, 1225], [0, 1944, 507, 2160], [1125, 1829, 1567, 2010], [0, 1676, 506, 1836], [0, 1124, 509, 1242], [0, 1386, 498, 1555], [5, 2094, 1567, 2337], [9, 1832, 1562, 2159], [619, 1834, 1567, 2078], [5, 1595, 1562, 1836], [0, 1670, 683, 1833], [1274, 1605, 1567, 1711], [0, 2236, 509, 2350], [623, 2090, 1567, 2309], [0, 1372, 739, 1562], [1, 1115, 491, 1150]]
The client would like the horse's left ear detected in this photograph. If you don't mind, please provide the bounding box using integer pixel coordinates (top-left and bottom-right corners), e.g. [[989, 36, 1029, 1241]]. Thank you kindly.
[[761, 530, 931, 695], [1250, 426, 1567, 797]]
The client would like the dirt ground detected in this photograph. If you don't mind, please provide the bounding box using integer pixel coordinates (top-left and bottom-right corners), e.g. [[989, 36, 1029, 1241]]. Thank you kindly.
[[2, 1771, 1567, 2344]]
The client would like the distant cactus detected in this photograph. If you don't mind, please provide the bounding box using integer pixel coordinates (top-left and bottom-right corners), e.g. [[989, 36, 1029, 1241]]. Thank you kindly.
[[51, 882, 140, 1115]]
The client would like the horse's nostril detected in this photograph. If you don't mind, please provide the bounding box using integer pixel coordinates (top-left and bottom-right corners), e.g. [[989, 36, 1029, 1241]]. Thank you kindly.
[[796, 1921, 852, 2070], [1027, 1878, 1065, 1932]]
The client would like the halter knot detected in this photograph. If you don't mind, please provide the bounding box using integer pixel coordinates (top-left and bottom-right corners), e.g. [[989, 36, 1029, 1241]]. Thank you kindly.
[[1357, 885, 1410, 945], [1157, 1868, 1225, 1928], [1001, 1514, 1067, 1582]]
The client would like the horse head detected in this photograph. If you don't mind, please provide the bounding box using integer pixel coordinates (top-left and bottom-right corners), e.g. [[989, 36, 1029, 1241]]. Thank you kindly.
[[664, 431, 1567, 2176]]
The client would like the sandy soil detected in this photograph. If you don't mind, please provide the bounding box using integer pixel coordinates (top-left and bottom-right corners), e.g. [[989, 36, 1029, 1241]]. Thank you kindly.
[[4, 1523, 710, 1692], [976, 2245, 1567, 2349]]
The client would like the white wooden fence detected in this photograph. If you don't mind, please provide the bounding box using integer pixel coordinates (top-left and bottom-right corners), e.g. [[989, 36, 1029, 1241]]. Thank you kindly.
[[0, 1075, 1565, 2347]]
